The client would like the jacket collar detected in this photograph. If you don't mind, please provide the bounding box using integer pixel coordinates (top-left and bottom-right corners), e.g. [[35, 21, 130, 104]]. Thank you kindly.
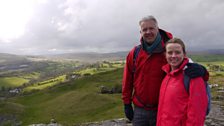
[[162, 58, 189, 75]]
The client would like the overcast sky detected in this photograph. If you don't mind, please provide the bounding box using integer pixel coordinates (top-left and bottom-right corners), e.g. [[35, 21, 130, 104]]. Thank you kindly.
[[0, 0, 223, 55]]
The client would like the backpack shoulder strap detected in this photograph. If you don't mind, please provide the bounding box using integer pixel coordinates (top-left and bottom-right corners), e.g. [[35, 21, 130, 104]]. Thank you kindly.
[[205, 81, 211, 115], [183, 72, 191, 93], [133, 45, 141, 62], [133, 45, 141, 73]]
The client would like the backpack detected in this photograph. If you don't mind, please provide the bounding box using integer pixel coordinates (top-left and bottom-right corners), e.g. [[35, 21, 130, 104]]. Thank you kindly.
[[183, 73, 211, 116]]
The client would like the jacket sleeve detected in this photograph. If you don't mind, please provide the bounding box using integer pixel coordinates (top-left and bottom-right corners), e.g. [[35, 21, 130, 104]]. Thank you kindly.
[[186, 77, 208, 126], [122, 49, 135, 104]]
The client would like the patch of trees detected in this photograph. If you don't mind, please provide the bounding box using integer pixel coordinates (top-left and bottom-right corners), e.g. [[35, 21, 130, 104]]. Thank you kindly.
[[37, 79, 61, 85]]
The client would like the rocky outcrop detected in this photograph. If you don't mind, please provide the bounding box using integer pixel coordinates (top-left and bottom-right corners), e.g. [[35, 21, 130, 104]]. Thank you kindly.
[[99, 85, 122, 94], [74, 118, 131, 126], [0, 115, 19, 126]]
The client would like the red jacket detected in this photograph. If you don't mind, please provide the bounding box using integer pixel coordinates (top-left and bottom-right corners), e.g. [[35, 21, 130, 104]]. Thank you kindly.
[[122, 29, 173, 109], [157, 58, 208, 126]]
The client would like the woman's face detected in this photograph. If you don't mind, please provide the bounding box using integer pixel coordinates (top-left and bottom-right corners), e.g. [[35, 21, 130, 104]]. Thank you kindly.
[[165, 43, 185, 70]]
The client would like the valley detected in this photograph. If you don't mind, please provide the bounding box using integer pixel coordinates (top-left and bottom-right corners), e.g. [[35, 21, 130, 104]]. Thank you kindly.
[[0, 52, 224, 125]]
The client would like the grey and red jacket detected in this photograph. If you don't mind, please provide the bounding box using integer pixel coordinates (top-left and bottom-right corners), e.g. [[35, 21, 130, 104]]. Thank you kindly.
[[156, 58, 207, 126], [122, 29, 173, 110]]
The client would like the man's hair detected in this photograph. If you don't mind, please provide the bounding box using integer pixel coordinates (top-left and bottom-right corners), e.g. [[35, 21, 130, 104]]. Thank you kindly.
[[165, 38, 186, 54], [139, 15, 158, 27]]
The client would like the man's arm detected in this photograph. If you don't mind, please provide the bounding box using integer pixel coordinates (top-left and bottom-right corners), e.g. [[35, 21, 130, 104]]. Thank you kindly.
[[122, 51, 135, 121], [122, 51, 134, 104]]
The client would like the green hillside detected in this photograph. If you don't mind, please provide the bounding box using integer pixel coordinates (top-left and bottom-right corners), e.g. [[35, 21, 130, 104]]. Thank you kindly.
[[188, 54, 224, 62], [3, 68, 124, 125]]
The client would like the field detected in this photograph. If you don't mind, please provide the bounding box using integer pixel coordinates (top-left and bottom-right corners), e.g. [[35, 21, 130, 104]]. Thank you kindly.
[[0, 77, 29, 88]]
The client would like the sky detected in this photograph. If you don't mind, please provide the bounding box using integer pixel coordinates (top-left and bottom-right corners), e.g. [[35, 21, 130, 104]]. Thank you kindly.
[[0, 0, 223, 55]]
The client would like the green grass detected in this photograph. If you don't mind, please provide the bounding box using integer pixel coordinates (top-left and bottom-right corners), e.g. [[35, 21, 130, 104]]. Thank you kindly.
[[7, 68, 124, 125], [0, 101, 25, 114], [0, 77, 29, 88]]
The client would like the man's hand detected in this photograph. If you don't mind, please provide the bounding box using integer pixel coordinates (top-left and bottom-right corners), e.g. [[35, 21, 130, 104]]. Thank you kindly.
[[124, 104, 134, 121], [185, 63, 206, 78]]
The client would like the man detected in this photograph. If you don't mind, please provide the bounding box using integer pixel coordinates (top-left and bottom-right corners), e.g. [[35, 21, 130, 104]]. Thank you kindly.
[[122, 15, 207, 126]]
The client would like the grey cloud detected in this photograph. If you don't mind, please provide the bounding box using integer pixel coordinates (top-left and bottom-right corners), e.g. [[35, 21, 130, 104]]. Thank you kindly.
[[1, 0, 224, 55]]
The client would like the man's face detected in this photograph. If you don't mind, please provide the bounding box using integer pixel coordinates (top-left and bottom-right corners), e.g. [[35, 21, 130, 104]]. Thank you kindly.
[[140, 20, 159, 44], [165, 43, 185, 70]]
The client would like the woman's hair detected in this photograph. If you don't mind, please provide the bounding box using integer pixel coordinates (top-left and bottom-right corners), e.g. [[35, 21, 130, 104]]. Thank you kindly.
[[165, 38, 186, 54]]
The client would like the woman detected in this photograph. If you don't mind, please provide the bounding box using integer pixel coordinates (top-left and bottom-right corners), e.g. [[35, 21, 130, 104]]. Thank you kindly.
[[156, 38, 208, 126]]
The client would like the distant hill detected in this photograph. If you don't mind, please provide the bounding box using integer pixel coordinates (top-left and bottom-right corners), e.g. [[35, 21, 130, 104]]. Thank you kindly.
[[188, 54, 224, 62], [187, 49, 224, 62], [42, 51, 128, 62], [0, 53, 31, 71], [206, 49, 224, 54], [188, 49, 224, 55], [1, 48, 224, 64], [47, 49, 224, 62], [0, 53, 29, 64]]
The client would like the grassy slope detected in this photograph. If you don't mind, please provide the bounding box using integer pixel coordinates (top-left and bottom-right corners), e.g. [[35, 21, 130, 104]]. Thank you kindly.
[[8, 68, 124, 125]]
